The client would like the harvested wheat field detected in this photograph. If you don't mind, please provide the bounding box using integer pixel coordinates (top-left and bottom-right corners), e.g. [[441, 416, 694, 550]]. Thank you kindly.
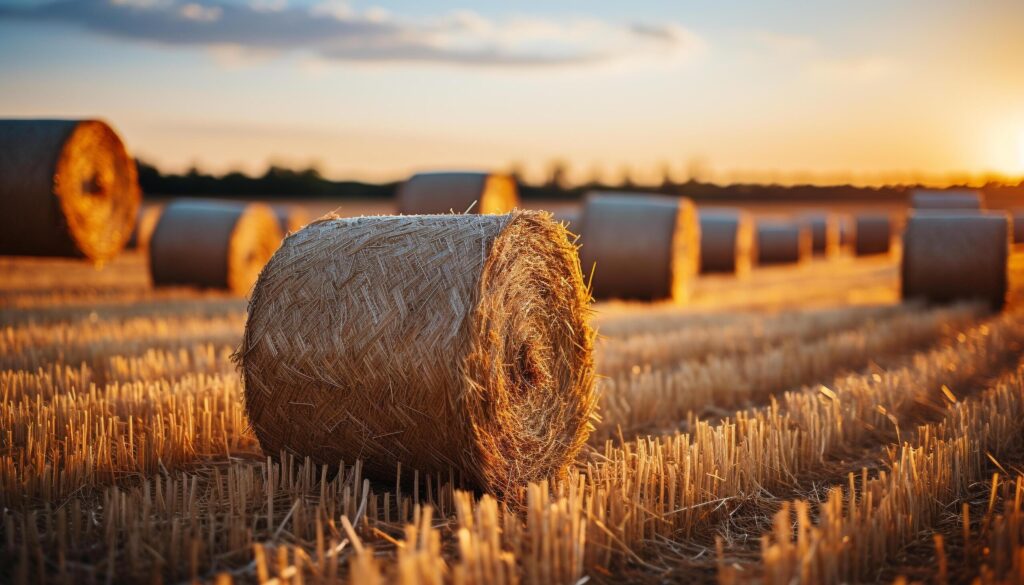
[[3, 244, 1024, 585]]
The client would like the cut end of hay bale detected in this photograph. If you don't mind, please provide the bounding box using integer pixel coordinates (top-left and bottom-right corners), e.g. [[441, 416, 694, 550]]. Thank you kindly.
[[0, 119, 141, 263], [699, 208, 756, 275], [910, 189, 984, 210], [901, 210, 1010, 310], [853, 213, 893, 256], [239, 210, 595, 495], [756, 219, 810, 266], [578, 192, 699, 302], [397, 172, 519, 215], [149, 199, 282, 295]]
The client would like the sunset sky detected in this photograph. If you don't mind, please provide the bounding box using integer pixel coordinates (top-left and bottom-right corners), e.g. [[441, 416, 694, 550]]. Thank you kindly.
[[1, 0, 1023, 185]]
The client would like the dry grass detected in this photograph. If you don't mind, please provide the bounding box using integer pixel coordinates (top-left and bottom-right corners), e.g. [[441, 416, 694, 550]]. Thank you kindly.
[[1, 252, 1022, 584]]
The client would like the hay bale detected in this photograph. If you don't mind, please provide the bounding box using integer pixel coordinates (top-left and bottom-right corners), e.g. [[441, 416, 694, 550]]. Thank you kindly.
[[755, 220, 810, 265], [126, 205, 162, 250], [238, 211, 595, 493], [853, 213, 893, 256], [901, 211, 1009, 309], [698, 208, 756, 275], [397, 172, 518, 215], [1012, 210, 1024, 244], [0, 119, 140, 263], [910, 189, 984, 210], [838, 214, 855, 249], [272, 204, 312, 235], [800, 212, 841, 257], [578, 192, 699, 302], [149, 199, 282, 294]]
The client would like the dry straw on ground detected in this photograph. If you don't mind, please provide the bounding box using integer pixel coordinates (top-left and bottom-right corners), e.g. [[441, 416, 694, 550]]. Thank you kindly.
[[396, 172, 519, 215], [578, 192, 699, 302], [854, 212, 894, 256], [902, 210, 1010, 309], [149, 199, 282, 295], [756, 219, 810, 265], [0, 119, 140, 263], [911, 188, 985, 210], [238, 211, 595, 495], [699, 209, 756, 275]]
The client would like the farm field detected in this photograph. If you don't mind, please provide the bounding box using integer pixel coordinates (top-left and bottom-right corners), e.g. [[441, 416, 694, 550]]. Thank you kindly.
[[4, 248, 1024, 584]]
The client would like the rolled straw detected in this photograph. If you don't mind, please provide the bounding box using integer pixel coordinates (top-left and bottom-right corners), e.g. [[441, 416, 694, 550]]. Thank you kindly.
[[397, 172, 518, 215], [853, 213, 893, 256], [126, 205, 162, 250], [755, 220, 810, 265], [910, 189, 984, 210], [238, 211, 595, 493], [901, 211, 1010, 309], [149, 199, 282, 294], [272, 204, 312, 235], [578, 192, 699, 302], [0, 119, 140, 263], [699, 208, 756, 275], [800, 212, 841, 257]]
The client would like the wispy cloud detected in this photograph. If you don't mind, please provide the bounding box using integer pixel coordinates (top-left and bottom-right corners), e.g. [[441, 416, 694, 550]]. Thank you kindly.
[[0, 0, 703, 68]]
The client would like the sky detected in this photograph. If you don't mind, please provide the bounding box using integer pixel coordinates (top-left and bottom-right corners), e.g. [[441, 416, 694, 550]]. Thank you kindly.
[[1, 0, 1023, 186]]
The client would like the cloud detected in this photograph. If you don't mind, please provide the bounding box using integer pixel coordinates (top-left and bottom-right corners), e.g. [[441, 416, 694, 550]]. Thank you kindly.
[[0, 0, 702, 68]]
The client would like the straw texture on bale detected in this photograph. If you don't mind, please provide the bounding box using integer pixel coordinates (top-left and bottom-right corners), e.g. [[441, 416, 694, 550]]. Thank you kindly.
[[755, 220, 810, 265], [578, 193, 699, 302], [397, 172, 518, 215], [901, 210, 1010, 309], [149, 199, 282, 294], [910, 189, 984, 210], [238, 211, 595, 494], [699, 208, 756, 275], [0, 119, 140, 262], [853, 213, 893, 256], [801, 212, 841, 257], [272, 204, 312, 235], [126, 205, 162, 250]]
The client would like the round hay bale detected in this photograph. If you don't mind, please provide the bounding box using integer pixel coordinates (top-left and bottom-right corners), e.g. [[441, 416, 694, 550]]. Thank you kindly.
[[149, 199, 282, 294], [853, 213, 893, 256], [0, 119, 140, 263], [578, 192, 699, 302], [397, 172, 518, 215], [272, 204, 312, 235], [910, 189, 984, 210], [800, 212, 841, 257], [901, 211, 1009, 309], [755, 220, 810, 265], [698, 208, 756, 275], [1012, 210, 1024, 245], [238, 211, 595, 493], [126, 205, 162, 250], [838, 214, 855, 249]]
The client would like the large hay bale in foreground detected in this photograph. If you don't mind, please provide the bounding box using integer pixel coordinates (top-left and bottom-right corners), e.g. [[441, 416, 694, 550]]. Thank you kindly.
[[397, 172, 518, 215], [238, 211, 595, 493], [149, 199, 282, 294], [800, 212, 841, 257], [272, 204, 312, 235], [910, 189, 984, 210], [699, 209, 755, 275], [755, 220, 810, 265], [0, 119, 140, 263], [854, 213, 893, 256], [578, 193, 699, 302], [901, 211, 1010, 309]]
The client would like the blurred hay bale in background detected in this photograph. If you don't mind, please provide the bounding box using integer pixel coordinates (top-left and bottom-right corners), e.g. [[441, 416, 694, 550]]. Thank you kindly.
[[578, 193, 699, 302], [800, 212, 841, 257], [756, 219, 810, 265], [126, 205, 162, 251], [910, 189, 984, 210], [854, 213, 894, 256], [397, 172, 518, 215], [0, 119, 140, 263], [149, 199, 281, 295], [238, 211, 594, 493], [901, 210, 1010, 309], [272, 204, 312, 235], [699, 208, 755, 275]]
